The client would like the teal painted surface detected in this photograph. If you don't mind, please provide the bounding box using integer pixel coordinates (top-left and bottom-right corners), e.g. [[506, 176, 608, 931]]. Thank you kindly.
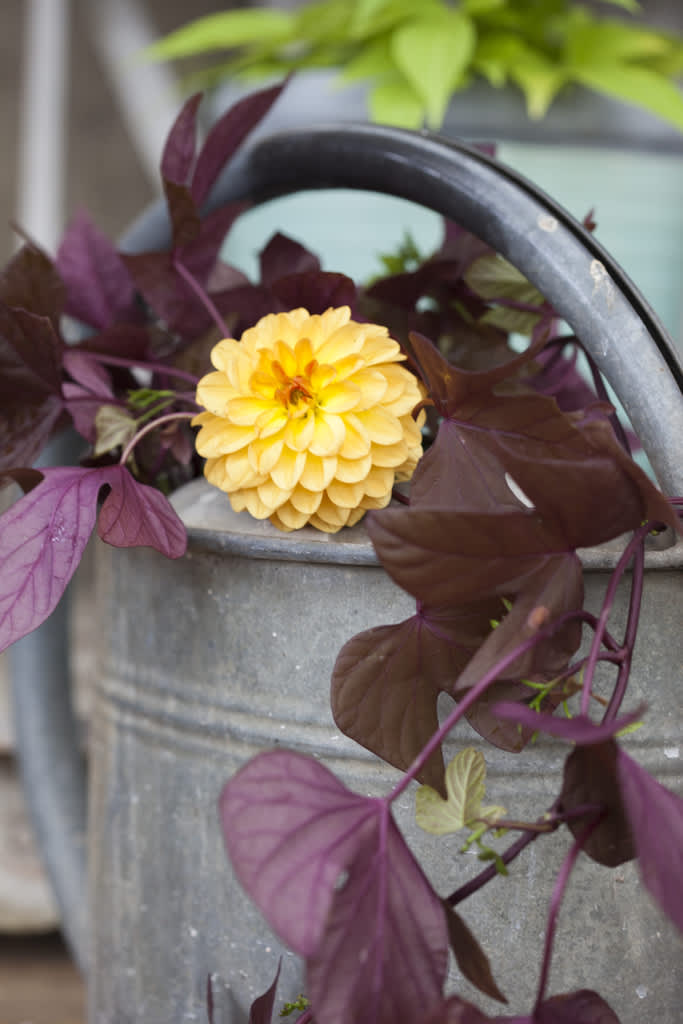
[[496, 144, 683, 352], [222, 146, 683, 354]]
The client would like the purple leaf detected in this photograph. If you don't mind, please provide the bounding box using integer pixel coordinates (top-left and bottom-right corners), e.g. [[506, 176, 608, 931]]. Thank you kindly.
[[559, 742, 635, 867], [56, 210, 136, 328], [272, 272, 357, 315], [220, 750, 448, 1024], [425, 994, 491, 1022], [0, 304, 63, 396], [191, 81, 287, 207], [533, 989, 622, 1023], [96, 464, 188, 557], [493, 704, 645, 746], [443, 902, 506, 1004], [248, 963, 281, 1024], [161, 92, 202, 186], [0, 464, 187, 653], [331, 601, 499, 792], [617, 749, 683, 934], [0, 243, 65, 325], [259, 232, 320, 285], [0, 466, 107, 653]]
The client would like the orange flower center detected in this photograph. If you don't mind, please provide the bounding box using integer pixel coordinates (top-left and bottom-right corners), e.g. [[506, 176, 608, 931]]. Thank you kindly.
[[272, 356, 318, 411]]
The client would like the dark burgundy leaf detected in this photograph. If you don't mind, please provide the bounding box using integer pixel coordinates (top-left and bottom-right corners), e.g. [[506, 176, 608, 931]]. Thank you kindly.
[[493, 704, 644, 746], [0, 243, 65, 325], [213, 284, 286, 330], [248, 963, 281, 1024], [331, 601, 499, 792], [0, 304, 63, 396], [75, 324, 152, 361], [534, 989, 622, 1023], [56, 210, 136, 328], [259, 232, 320, 285], [160, 92, 202, 186], [191, 81, 287, 207], [164, 180, 202, 250], [0, 396, 64, 479], [220, 750, 448, 1024], [272, 272, 357, 315], [443, 902, 506, 1004], [96, 464, 187, 556], [123, 251, 211, 338], [617, 748, 683, 934], [176, 201, 249, 284], [559, 742, 635, 867], [62, 349, 113, 395]]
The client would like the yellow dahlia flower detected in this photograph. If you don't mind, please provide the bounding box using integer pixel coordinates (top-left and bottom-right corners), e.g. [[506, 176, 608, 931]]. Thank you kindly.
[[192, 306, 424, 532]]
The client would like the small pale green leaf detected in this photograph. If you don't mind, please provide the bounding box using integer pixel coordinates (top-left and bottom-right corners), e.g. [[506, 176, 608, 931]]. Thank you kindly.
[[145, 10, 293, 61], [480, 307, 542, 336], [572, 63, 683, 131], [462, 0, 506, 13], [94, 406, 136, 458], [416, 748, 492, 836], [391, 11, 476, 127], [339, 37, 394, 83], [368, 76, 425, 127], [465, 254, 544, 305], [478, 804, 506, 824], [512, 61, 568, 119]]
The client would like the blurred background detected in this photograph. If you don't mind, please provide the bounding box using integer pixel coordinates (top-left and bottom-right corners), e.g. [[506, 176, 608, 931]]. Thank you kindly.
[[0, 1, 681, 1021]]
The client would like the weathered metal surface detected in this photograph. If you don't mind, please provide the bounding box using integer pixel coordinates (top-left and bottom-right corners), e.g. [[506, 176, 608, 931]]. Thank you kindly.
[[86, 479, 683, 1023]]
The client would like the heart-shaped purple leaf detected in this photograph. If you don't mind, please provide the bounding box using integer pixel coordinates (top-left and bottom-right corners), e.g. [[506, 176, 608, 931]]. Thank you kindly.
[[56, 210, 136, 328], [96, 465, 187, 556], [617, 748, 683, 934], [220, 750, 448, 1024]]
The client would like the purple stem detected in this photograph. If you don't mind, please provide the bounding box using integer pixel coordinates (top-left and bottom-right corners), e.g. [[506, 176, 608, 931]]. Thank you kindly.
[[579, 523, 651, 718], [533, 814, 603, 1013], [388, 607, 587, 805], [578, 343, 632, 455], [119, 411, 195, 467], [603, 532, 646, 724], [173, 256, 230, 337], [89, 352, 200, 385]]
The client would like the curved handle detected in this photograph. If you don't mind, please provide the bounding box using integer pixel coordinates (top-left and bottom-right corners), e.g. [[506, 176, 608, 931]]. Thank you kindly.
[[13, 123, 683, 971]]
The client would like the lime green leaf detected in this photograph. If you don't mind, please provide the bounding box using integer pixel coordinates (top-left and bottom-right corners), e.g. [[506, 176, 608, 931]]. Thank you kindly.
[[416, 748, 503, 836], [462, 0, 506, 14], [572, 63, 683, 131], [94, 406, 136, 458], [339, 36, 394, 83], [465, 253, 545, 306], [145, 9, 293, 61], [480, 307, 542, 336], [349, 0, 431, 40], [512, 60, 568, 119], [599, 0, 641, 11], [391, 11, 477, 127], [566, 20, 674, 66], [368, 75, 425, 127]]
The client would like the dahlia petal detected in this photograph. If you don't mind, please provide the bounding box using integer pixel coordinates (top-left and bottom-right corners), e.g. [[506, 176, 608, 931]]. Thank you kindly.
[[309, 307, 351, 351], [210, 338, 241, 373], [284, 413, 316, 451], [270, 448, 306, 490], [289, 485, 323, 515], [271, 502, 311, 531], [362, 465, 396, 498], [248, 437, 284, 475], [335, 453, 373, 483], [316, 322, 368, 364], [356, 407, 404, 445], [257, 478, 293, 510], [220, 449, 262, 489], [309, 363, 338, 391], [378, 363, 413, 402], [326, 478, 367, 509], [358, 334, 404, 366], [257, 407, 289, 439], [309, 412, 346, 456], [343, 368, 388, 408], [196, 372, 238, 415], [359, 491, 393, 511], [227, 396, 276, 425], [330, 354, 366, 381], [316, 493, 353, 528], [318, 381, 362, 414], [195, 417, 256, 457], [338, 414, 370, 460], [369, 439, 409, 468], [231, 487, 273, 520], [299, 454, 337, 491], [273, 339, 298, 376]]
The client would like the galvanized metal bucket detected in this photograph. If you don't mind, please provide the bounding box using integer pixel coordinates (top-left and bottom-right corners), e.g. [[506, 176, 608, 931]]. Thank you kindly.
[[12, 126, 683, 1024]]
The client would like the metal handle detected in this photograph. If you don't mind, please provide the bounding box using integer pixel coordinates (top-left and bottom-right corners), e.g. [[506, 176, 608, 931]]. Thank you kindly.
[[13, 123, 683, 971]]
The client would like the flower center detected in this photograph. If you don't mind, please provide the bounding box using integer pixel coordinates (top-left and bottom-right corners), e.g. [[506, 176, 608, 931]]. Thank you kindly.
[[272, 357, 318, 412]]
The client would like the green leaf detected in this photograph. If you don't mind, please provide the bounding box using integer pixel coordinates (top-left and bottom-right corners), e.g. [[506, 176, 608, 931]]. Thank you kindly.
[[565, 19, 674, 67], [599, 0, 641, 11], [339, 36, 394, 83], [390, 10, 477, 127], [572, 63, 683, 131], [480, 307, 542, 336], [465, 253, 545, 306], [462, 0, 506, 14], [145, 9, 294, 61], [94, 406, 136, 458], [416, 748, 504, 836], [368, 75, 425, 127], [348, 0, 429, 40]]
